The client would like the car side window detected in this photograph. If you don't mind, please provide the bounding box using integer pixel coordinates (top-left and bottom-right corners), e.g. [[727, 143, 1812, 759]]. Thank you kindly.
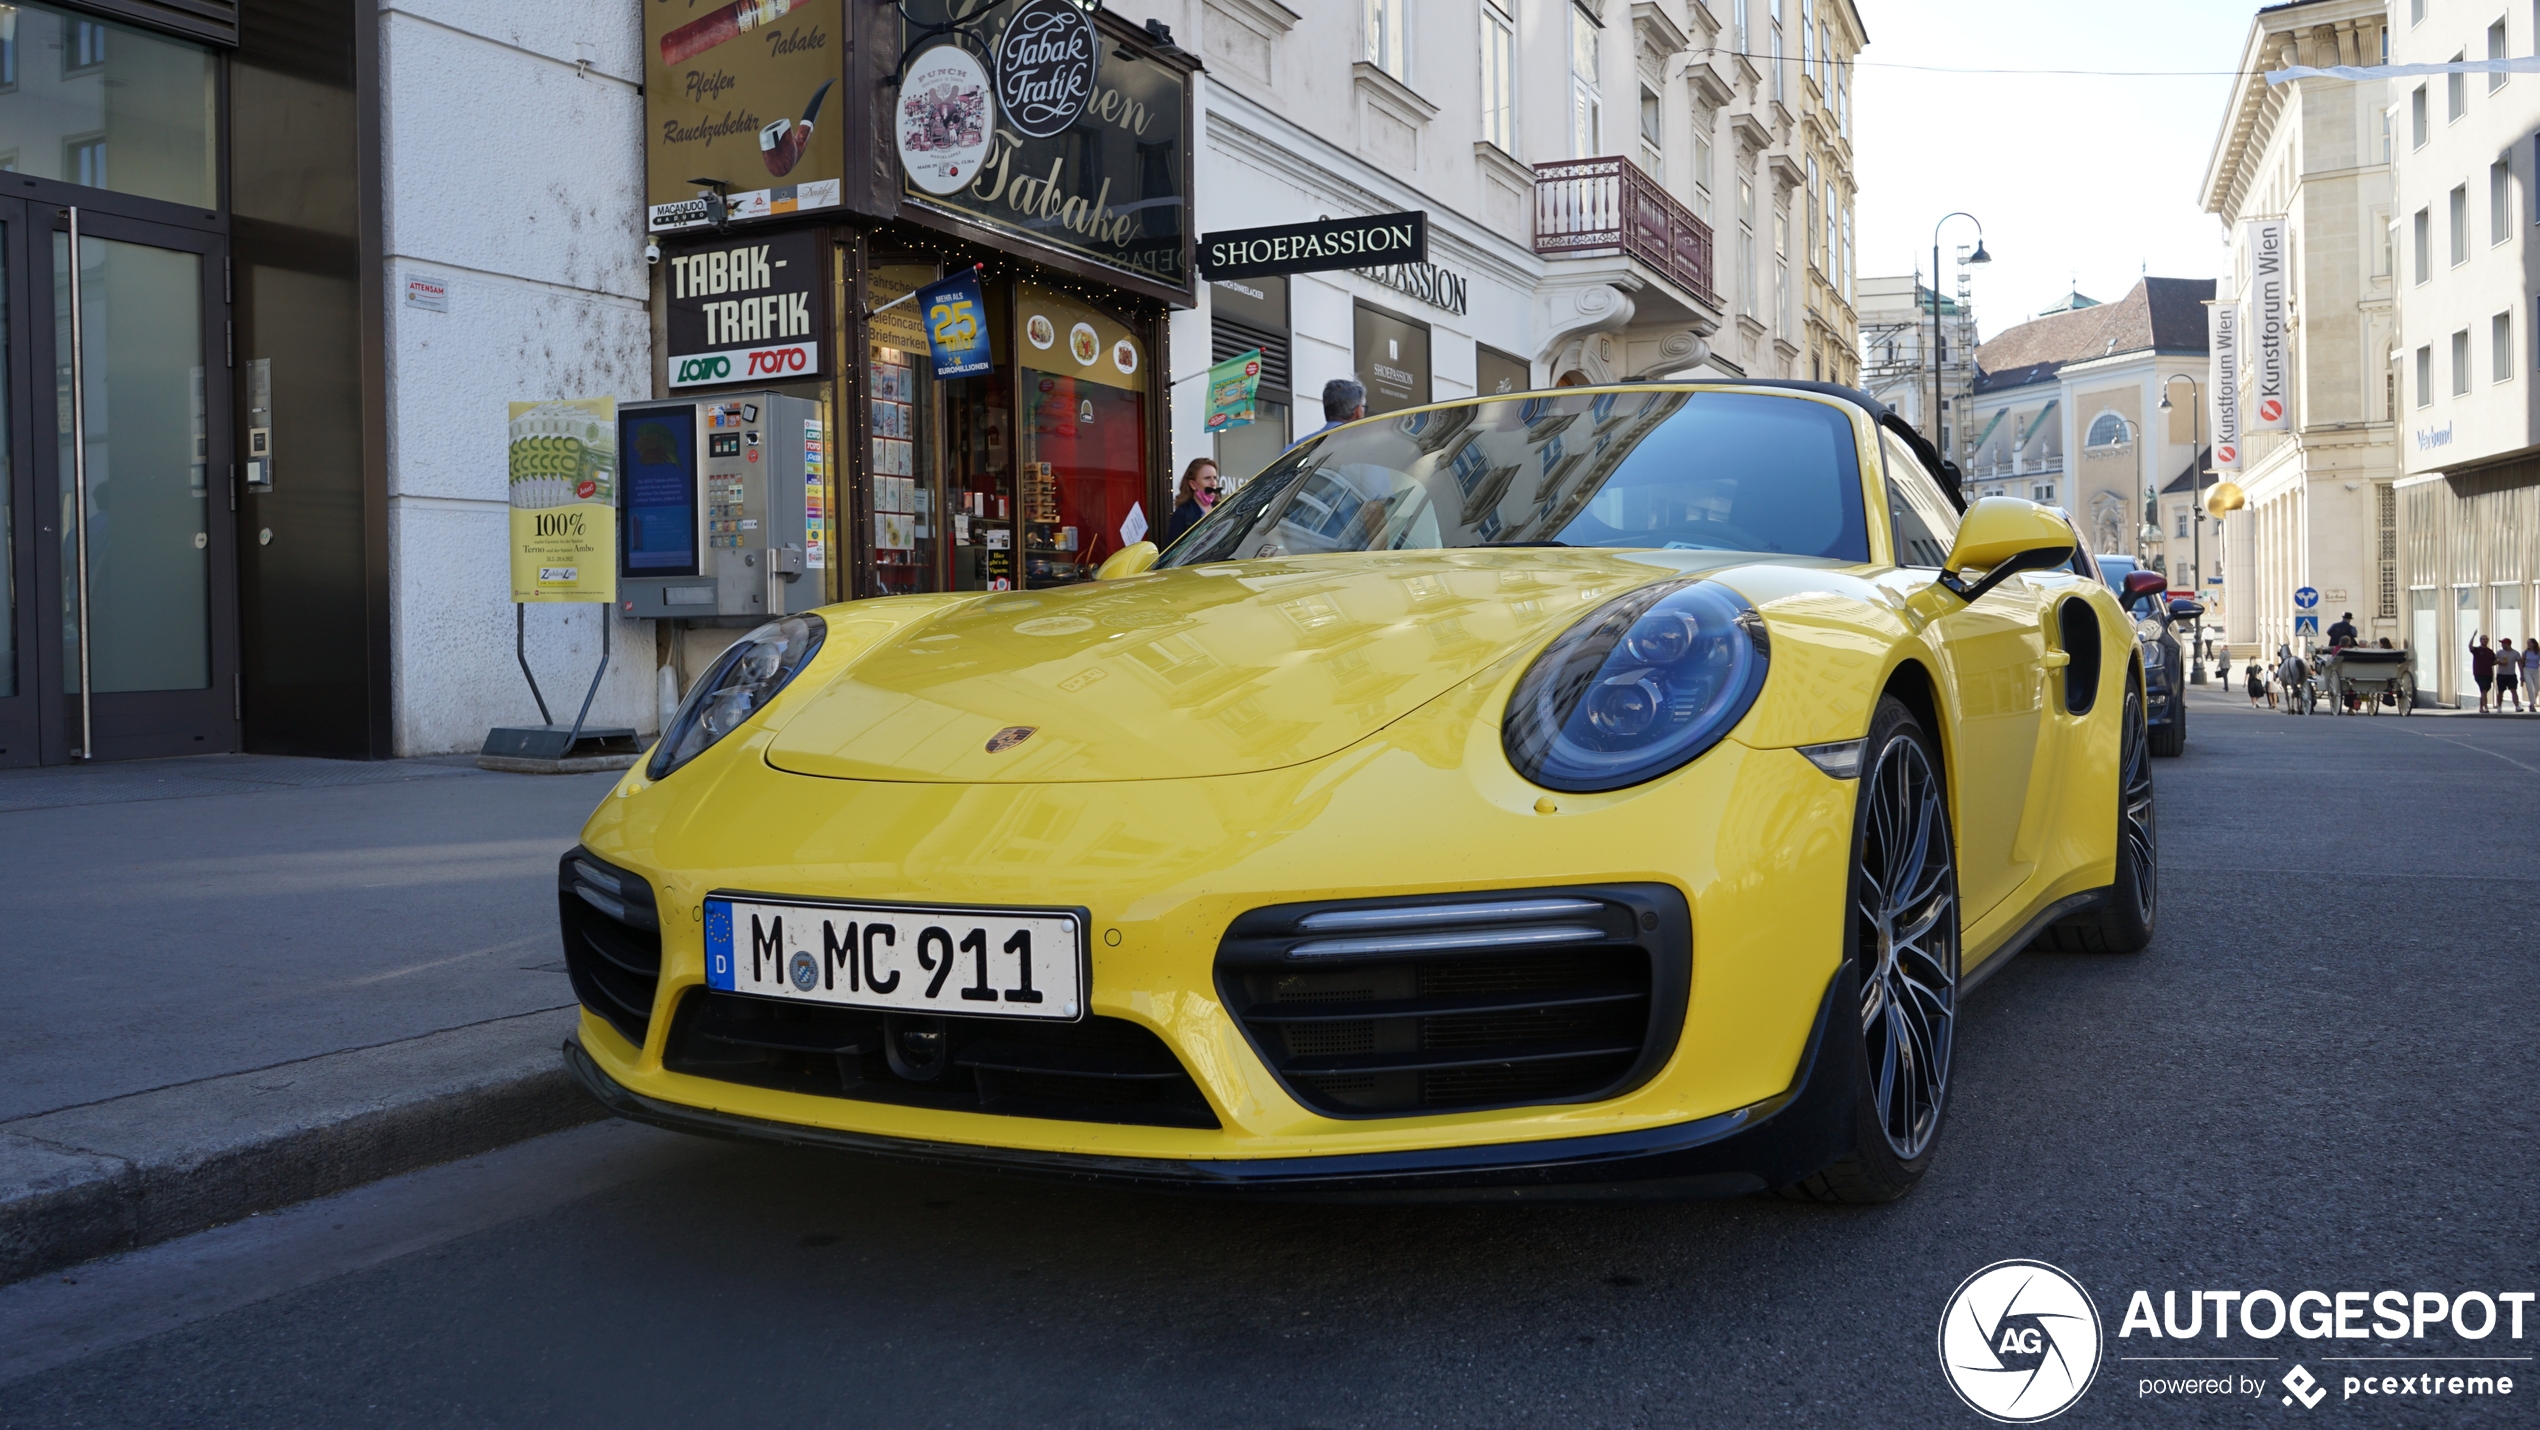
[[1879, 432, 1958, 569]]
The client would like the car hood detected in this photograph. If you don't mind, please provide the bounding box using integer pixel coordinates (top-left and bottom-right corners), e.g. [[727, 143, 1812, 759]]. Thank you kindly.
[[765, 551, 1719, 783]]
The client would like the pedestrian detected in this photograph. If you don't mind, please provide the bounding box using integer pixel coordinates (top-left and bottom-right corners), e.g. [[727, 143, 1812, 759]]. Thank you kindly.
[[2498, 636, 2525, 713], [1295, 377, 1367, 447], [2328, 611, 2358, 648], [2469, 634, 2495, 713], [2523, 639, 2540, 712], [1162, 458, 1220, 545], [2246, 653, 2267, 708]]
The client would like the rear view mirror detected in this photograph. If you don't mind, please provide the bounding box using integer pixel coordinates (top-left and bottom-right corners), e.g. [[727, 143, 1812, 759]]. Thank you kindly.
[[2121, 571, 2167, 600], [2167, 598, 2205, 622], [1094, 541, 1159, 580], [1935, 497, 2076, 604]]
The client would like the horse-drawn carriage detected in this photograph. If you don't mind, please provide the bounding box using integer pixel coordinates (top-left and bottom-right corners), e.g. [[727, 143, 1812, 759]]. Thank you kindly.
[[2321, 647, 2413, 715]]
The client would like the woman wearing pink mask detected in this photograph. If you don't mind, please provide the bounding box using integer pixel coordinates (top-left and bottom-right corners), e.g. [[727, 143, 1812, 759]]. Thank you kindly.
[[1163, 458, 1221, 545]]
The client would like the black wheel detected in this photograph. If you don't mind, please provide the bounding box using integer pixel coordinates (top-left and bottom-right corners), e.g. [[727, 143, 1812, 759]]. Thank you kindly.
[[2036, 670, 2157, 954], [2149, 698, 2184, 756], [1777, 696, 1958, 1205]]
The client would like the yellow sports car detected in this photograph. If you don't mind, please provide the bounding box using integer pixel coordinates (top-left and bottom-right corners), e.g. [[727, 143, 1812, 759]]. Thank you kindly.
[[561, 382, 2154, 1202]]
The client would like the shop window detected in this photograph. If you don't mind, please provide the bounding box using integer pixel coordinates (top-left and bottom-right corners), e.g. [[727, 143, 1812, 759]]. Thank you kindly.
[[0, 3, 213, 206], [1353, 301, 1431, 416], [1211, 275, 1292, 487], [1017, 285, 1149, 588]]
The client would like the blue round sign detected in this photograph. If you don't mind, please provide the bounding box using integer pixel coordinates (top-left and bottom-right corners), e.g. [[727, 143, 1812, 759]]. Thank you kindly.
[[2294, 586, 2319, 609]]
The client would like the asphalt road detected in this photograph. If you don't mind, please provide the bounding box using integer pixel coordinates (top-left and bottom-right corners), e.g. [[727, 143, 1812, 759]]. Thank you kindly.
[[4, 688, 2535, 1428]]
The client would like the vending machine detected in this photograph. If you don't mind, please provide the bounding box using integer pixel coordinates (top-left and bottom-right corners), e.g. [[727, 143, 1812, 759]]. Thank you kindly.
[[615, 392, 825, 622]]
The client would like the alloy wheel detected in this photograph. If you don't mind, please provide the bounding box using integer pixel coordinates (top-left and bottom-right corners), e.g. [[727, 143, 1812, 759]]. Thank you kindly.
[[1855, 731, 1958, 1161], [2119, 682, 2157, 922]]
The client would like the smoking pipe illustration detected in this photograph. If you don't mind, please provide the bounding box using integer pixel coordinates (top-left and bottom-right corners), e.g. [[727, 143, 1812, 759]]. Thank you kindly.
[[759, 79, 834, 177], [661, 0, 804, 67]]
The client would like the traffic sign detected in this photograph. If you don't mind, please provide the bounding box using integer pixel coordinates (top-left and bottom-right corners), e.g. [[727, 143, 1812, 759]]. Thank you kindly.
[[2294, 586, 2319, 609], [2295, 614, 2319, 635]]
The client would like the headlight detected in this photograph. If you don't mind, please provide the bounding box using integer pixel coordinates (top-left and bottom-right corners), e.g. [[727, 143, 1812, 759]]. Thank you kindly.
[[2135, 619, 2167, 666], [1503, 580, 1769, 792], [648, 613, 826, 780]]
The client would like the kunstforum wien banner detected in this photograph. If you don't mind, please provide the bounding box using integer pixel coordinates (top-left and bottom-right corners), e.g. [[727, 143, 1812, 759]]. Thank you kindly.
[[2208, 275, 2241, 471], [2246, 220, 2289, 431]]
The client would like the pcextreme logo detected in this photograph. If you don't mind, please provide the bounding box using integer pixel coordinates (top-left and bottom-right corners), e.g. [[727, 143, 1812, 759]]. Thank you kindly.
[[1939, 1260, 2104, 1422]]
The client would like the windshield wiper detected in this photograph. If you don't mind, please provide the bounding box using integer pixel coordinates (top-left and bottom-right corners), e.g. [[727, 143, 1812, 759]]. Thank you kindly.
[[1488, 540, 1571, 547]]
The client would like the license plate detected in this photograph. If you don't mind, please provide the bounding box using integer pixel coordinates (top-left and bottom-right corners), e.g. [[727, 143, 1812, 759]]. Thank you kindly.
[[704, 896, 1085, 1021]]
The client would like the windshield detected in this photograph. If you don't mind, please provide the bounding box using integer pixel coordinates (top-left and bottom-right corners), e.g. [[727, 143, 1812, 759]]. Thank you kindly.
[[1159, 389, 1871, 566]]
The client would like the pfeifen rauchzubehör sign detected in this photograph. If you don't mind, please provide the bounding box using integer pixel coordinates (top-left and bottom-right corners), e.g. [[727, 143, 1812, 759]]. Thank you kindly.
[[643, 0, 842, 231], [900, 0, 1190, 288], [2246, 219, 2289, 431], [1198, 212, 1429, 281], [665, 229, 827, 389]]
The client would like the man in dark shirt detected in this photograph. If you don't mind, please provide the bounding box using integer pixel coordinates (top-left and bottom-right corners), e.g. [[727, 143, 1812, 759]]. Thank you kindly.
[[2328, 612, 2358, 648]]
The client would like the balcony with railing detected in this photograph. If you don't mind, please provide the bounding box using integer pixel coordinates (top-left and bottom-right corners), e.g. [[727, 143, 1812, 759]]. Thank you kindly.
[[1533, 157, 1718, 309]]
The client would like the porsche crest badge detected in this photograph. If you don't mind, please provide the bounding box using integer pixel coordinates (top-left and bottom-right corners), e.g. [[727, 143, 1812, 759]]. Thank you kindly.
[[985, 726, 1038, 753]]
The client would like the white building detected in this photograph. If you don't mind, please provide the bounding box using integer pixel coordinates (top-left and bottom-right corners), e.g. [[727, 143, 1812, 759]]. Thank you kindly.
[[1857, 273, 1977, 464], [2389, 0, 2540, 705], [2200, 0, 2401, 663]]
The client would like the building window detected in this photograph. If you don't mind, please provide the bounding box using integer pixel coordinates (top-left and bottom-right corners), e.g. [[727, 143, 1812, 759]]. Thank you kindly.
[[2413, 205, 2431, 280], [2415, 344, 2433, 405], [2380, 109, 2391, 164], [1769, 0, 1784, 102], [1733, 0, 1748, 49], [2085, 412, 2130, 449], [2033, 483, 2056, 503], [1480, 0, 1515, 152], [1800, 0, 1812, 78], [66, 135, 104, 190], [2176, 508, 2191, 539], [2451, 328, 2471, 394], [2493, 159, 2513, 243], [2373, 205, 2393, 276], [1738, 176, 1756, 315], [66, 20, 104, 75], [1639, 85, 1663, 182], [1365, 0, 1407, 80], [2488, 19, 2510, 91], [2409, 0, 2423, 24], [2449, 184, 2469, 264], [2495, 310, 2515, 381], [1773, 205, 1789, 336], [2447, 52, 2466, 120], [1692, 135, 1713, 221], [2410, 84, 2427, 148], [1569, 4, 1601, 157]]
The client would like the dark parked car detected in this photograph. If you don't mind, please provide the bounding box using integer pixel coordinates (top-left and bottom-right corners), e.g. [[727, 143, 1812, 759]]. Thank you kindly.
[[2096, 555, 2194, 757]]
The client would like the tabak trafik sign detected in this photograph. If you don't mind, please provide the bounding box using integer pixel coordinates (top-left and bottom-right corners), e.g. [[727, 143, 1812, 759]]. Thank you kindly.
[[645, 0, 845, 231], [665, 229, 829, 388], [896, 0, 1192, 290]]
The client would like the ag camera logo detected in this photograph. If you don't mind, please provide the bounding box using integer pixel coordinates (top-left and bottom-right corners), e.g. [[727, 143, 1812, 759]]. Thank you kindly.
[[1939, 1260, 2103, 1422]]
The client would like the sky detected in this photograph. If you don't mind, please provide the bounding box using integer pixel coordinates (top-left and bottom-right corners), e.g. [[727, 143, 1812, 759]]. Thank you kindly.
[[1846, 0, 2260, 342]]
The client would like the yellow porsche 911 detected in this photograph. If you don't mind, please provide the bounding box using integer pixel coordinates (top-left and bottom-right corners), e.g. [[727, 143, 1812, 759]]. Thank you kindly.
[[560, 381, 2155, 1203]]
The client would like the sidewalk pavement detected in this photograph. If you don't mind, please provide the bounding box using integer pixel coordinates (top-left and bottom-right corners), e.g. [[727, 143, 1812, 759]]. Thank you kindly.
[[0, 755, 619, 1283]]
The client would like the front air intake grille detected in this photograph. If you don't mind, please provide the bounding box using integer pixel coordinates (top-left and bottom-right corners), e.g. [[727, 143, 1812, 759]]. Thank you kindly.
[[558, 849, 663, 1050], [662, 990, 1220, 1130], [1215, 886, 1690, 1118]]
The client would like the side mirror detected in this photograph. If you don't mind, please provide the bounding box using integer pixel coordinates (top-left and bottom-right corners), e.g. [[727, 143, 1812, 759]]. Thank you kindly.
[[1094, 541, 1158, 580], [2167, 598, 2205, 622], [1935, 497, 2076, 604], [2121, 570, 2167, 601]]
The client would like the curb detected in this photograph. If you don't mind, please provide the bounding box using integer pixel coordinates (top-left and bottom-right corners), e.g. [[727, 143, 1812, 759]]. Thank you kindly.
[[0, 1008, 604, 1286]]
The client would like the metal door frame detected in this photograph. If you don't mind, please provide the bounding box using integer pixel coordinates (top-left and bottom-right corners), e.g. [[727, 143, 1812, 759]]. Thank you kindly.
[[0, 200, 38, 767], [23, 205, 238, 764]]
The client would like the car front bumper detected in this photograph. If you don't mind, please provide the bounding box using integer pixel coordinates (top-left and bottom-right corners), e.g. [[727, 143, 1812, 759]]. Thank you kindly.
[[563, 962, 1858, 1201]]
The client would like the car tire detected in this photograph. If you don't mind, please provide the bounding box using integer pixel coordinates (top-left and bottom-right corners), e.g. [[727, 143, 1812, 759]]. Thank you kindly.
[[1776, 695, 1958, 1205], [2035, 669, 2157, 954], [2148, 697, 2184, 757]]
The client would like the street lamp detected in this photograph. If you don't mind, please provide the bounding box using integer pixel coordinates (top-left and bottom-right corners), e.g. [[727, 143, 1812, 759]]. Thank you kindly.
[[2157, 375, 2208, 684], [1929, 214, 1990, 461]]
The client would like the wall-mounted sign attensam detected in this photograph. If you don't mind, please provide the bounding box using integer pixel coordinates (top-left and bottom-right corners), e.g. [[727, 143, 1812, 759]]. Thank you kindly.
[[900, 0, 1192, 291], [666, 229, 828, 389], [918, 268, 995, 378], [994, 0, 1098, 138], [897, 45, 993, 196], [644, 0, 843, 231], [1198, 211, 1428, 281], [404, 271, 449, 312]]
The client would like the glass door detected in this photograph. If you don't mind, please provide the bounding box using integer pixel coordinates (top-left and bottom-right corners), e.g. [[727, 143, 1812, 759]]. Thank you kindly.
[[0, 198, 234, 764]]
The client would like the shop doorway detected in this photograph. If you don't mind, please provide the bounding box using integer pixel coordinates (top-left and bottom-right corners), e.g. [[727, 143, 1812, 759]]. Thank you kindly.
[[0, 200, 235, 765]]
